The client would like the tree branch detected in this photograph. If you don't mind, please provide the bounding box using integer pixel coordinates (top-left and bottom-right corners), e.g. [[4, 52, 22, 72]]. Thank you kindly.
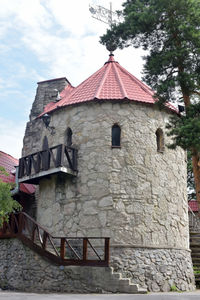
[[192, 91, 200, 96]]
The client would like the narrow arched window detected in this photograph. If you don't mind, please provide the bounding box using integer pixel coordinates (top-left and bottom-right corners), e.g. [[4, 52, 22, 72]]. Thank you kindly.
[[42, 136, 49, 150], [156, 128, 164, 152], [42, 136, 50, 170], [66, 127, 72, 147], [112, 124, 121, 147]]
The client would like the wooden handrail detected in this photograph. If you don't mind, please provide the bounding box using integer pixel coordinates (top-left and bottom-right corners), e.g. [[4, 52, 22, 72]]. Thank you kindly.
[[18, 144, 78, 178], [0, 212, 110, 267]]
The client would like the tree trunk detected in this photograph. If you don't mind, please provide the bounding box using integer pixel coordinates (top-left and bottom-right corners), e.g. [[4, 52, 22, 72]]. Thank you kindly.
[[192, 151, 200, 213], [182, 92, 200, 212]]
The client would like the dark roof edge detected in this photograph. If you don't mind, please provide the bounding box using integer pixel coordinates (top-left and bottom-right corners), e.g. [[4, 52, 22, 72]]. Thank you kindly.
[[37, 77, 69, 84], [39, 98, 178, 117]]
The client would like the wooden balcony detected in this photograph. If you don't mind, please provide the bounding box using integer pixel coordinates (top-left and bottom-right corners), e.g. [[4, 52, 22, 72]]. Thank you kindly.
[[18, 144, 78, 184]]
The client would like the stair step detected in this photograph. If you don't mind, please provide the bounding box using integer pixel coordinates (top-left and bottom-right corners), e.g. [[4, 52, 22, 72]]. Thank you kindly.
[[112, 272, 122, 280], [190, 234, 200, 236], [109, 268, 147, 294], [191, 251, 200, 255], [137, 288, 147, 294], [191, 257, 200, 261], [117, 279, 131, 286], [190, 243, 200, 248], [190, 240, 200, 243], [190, 232, 200, 235], [191, 247, 200, 251], [195, 277, 200, 281], [192, 255, 200, 258], [190, 239, 200, 246], [193, 265, 200, 269], [1, 214, 148, 294], [190, 231, 200, 284]]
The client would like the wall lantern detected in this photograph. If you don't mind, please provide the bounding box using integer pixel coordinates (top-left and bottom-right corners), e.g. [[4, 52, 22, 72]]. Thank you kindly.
[[41, 113, 55, 135], [178, 105, 185, 113]]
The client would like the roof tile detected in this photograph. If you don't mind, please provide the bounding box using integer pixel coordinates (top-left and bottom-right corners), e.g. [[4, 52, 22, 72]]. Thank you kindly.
[[188, 200, 199, 212], [40, 54, 177, 116], [0, 151, 35, 195]]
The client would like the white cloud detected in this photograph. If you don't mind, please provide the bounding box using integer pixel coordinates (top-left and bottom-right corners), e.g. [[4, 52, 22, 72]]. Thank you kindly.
[[0, 0, 145, 158], [0, 117, 25, 158], [0, 0, 144, 84]]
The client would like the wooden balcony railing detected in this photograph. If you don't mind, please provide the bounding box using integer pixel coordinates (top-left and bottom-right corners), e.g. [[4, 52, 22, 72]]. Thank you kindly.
[[0, 212, 110, 267], [18, 144, 78, 183]]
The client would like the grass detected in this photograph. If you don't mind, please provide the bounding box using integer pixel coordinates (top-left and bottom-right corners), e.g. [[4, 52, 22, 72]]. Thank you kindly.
[[170, 285, 180, 292], [193, 266, 200, 275]]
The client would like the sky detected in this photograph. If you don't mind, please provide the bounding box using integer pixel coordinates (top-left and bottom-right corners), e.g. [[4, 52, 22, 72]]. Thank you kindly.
[[0, 0, 145, 159]]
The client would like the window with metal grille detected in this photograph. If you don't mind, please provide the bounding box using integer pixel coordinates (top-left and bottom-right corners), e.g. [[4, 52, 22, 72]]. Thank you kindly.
[[66, 127, 72, 146], [112, 124, 121, 147], [156, 128, 164, 152]]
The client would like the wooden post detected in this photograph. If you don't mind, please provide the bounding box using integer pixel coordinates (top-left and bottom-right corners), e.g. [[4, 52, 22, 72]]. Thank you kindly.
[[31, 226, 36, 243], [2, 220, 7, 235], [56, 145, 64, 167], [60, 144, 65, 167], [104, 238, 110, 266], [60, 238, 65, 260], [72, 148, 78, 171], [36, 153, 41, 173], [18, 158, 23, 178], [83, 238, 88, 261], [9, 214, 14, 233], [42, 232, 48, 250], [18, 213, 23, 235]]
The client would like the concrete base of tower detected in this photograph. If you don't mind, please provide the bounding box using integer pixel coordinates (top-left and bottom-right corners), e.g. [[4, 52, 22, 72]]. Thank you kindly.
[[0, 239, 147, 293], [110, 246, 196, 292]]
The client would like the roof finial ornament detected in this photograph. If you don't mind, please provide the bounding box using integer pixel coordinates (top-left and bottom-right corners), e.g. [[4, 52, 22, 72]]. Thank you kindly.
[[89, 2, 121, 55], [106, 39, 117, 56]]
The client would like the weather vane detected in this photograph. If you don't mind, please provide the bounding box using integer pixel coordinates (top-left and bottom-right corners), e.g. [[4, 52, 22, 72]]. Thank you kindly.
[[89, 2, 118, 26], [89, 2, 122, 53]]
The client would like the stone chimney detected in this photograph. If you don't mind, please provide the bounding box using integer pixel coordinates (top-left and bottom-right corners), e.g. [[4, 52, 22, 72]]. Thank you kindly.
[[29, 77, 70, 121]]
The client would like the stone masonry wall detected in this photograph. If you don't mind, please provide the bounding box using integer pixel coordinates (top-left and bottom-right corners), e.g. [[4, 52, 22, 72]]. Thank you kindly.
[[0, 239, 195, 292], [21, 101, 194, 291], [0, 239, 141, 293], [110, 246, 195, 292], [30, 78, 69, 121], [23, 102, 189, 249]]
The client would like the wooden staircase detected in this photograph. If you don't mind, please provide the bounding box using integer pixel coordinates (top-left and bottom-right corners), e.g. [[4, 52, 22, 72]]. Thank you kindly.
[[190, 232, 200, 286], [0, 212, 110, 267], [0, 212, 147, 294]]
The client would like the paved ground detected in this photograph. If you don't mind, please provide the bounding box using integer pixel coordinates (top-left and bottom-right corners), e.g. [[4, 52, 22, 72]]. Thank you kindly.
[[1, 291, 200, 300]]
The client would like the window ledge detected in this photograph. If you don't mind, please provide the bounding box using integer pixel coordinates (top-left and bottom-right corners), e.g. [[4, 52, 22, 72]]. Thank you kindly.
[[157, 150, 164, 153], [111, 146, 121, 149]]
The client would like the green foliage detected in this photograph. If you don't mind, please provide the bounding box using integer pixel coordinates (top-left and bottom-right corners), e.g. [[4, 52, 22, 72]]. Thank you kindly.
[[0, 166, 8, 177], [166, 103, 200, 199], [100, 0, 200, 103], [193, 266, 200, 274], [166, 103, 200, 151], [170, 284, 180, 292], [0, 167, 21, 227], [101, 0, 200, 200], [187, 151, 196, 200]]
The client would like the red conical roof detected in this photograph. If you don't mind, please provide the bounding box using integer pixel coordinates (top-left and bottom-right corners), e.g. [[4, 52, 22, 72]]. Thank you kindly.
[[40, 54, 177, 116]]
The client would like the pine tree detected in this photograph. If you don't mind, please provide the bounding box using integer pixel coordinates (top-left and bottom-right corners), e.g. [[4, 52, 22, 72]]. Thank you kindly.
[[100, 0, 200, 209], [187, 151, 196, 201]]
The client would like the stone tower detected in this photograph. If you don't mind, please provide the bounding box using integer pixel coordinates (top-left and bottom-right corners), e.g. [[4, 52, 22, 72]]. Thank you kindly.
[[20, 54, 195, 292]]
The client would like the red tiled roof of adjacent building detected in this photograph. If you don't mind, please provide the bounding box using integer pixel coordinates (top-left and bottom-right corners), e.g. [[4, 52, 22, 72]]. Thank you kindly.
[[40, 54, 178, 116], [0, 151, 35, 195], [188, 200, 199, 212]]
